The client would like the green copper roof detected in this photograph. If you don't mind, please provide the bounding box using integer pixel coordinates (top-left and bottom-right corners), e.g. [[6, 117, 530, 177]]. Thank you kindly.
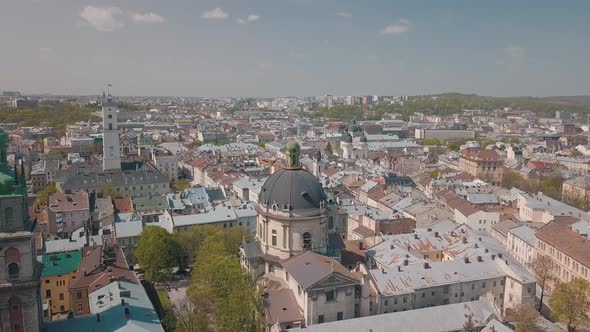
[[41, 251, 82, 277]]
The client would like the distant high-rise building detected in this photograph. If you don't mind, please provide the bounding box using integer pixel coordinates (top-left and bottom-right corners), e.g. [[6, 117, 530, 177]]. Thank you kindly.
[[345, 96, 355, 105], [325, 95, 334, 109], [101, 93, 121, 171], [361, 96, 368, 112]]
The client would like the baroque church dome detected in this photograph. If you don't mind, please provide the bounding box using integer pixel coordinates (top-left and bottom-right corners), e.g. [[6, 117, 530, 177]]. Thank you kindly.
[[259, 141, 325, 211]]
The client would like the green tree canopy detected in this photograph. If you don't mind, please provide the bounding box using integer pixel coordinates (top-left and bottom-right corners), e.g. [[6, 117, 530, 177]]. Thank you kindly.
[[549, 278, 590, 332], [172, 179, 191, 192], [135, 226, 180, 283], [34, 183, 57, 208]]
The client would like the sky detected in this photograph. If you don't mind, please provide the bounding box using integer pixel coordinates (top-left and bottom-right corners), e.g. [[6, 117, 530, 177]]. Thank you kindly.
[[1, 0, 590, 97]]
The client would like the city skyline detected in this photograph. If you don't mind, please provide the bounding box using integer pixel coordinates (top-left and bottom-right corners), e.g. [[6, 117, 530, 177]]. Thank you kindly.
[[2, 0, 590, 97]]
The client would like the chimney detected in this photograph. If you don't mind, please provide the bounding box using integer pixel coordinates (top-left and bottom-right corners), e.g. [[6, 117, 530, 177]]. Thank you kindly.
[[398, 265, 402, 272], [498, 253, 503, 259], [403, 259, 409, 266], [474, 243, 479, 249], [462, 237, 467, 244], [424, 262, 430, 269], [390, 244, 395, 250], [414, 234, 419, 240], [464, 257, 470, 264], [381, 268, 386, 274], [434, 231, 439, 237], [491, 254, 496, 260], [477, 256, 483, 262]]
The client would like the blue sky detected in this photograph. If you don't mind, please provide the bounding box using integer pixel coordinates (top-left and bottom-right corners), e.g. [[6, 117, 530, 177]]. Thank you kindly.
[[1, 0, 589, 97]]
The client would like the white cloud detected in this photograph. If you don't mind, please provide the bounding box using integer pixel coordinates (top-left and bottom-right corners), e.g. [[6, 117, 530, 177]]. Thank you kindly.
[[80, 6, 124, 32], [202, 7, 228, 20], [131, 12, 165, 24], [336, 12, 352, 18], [382, 18, 411, 36], [237, 14, 260, 24]]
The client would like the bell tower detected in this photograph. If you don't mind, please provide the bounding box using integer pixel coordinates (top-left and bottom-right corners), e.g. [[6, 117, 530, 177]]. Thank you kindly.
[[102, 91, 121, 171]]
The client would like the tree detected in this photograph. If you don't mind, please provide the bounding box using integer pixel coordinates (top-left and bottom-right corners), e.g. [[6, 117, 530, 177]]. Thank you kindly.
[[135, 226, 179, 283], [429, 169, 440, 179], [175, 301, 211, 332], [99, 185, 118, 198], [462, 314, 476, 332], [184, 227, 263, 332], [257, 141, 267, 148], [512, 303, 541, 332], [530, 254, 555, 312], [324, 142, 333, 156], [549, 278, 590, 332], [172, 179, 191, 192], [34, 183, 57, 208]]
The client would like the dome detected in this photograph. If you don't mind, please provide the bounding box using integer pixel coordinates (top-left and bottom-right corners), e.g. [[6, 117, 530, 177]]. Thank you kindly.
[[259, 168, 326, 211], [342, 132, 353, 143], [349, 120, 362, 132]]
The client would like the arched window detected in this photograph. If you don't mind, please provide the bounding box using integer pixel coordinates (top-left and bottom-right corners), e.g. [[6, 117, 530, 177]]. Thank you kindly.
[[5, 207, 15, 227], [8, 262, 19, 281], [271, 230, 277, 246], [328, 216, 334, 230], [303, 232, 312, 249]]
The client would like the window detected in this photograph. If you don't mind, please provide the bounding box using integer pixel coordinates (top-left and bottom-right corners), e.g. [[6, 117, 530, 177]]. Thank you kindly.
[[337, 312, 343, 320], [482, 282, 486, 288], [431, 291, 435, 297], [384, 300, 388, 306], [493, 281, 497, 287], [326, 290, 335, 302], [77, 292, 82, 300], [59, 293, 64, 301], [271, 230, 277, 246], [318, 315, 325, 323], [403, 296, 407, 303], [60, 305, 65, 312], [77, 304, 83, 312], [442, 299, 449, 305], [8, 262, 19, 281], [471, 284, 475, 290], [46, 290, 51, 298], [328, 216, 334, 230], [421, 293, 425, 298], [303, 232, 312, 249]]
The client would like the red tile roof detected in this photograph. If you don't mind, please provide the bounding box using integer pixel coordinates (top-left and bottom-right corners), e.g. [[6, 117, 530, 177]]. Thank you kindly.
[[536, 220, 590, 269]]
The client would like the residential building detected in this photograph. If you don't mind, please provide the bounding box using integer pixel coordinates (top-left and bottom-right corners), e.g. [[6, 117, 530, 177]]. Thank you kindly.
[[40, 251, 82, 318], [46, 192, 90, 238], [289, 298, 502, 332], [517, 192, 590, 223], [459, 149, 504, 186], [414, 129, 475, 140], [69, 244, 138, 318], [507, 225, 536, 268], [114, 212, 144, 265], [151, 148, 178, 181], [534, 218, 590, 292]]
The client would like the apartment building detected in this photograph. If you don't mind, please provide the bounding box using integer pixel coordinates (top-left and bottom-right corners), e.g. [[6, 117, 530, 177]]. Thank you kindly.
[[41, 251, 82, 317], [459, 149, 503, 186], [534, 218, 590, 292]]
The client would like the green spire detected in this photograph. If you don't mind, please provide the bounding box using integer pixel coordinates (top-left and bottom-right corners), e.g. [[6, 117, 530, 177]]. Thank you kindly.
[[285, 140, 301, 168]]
